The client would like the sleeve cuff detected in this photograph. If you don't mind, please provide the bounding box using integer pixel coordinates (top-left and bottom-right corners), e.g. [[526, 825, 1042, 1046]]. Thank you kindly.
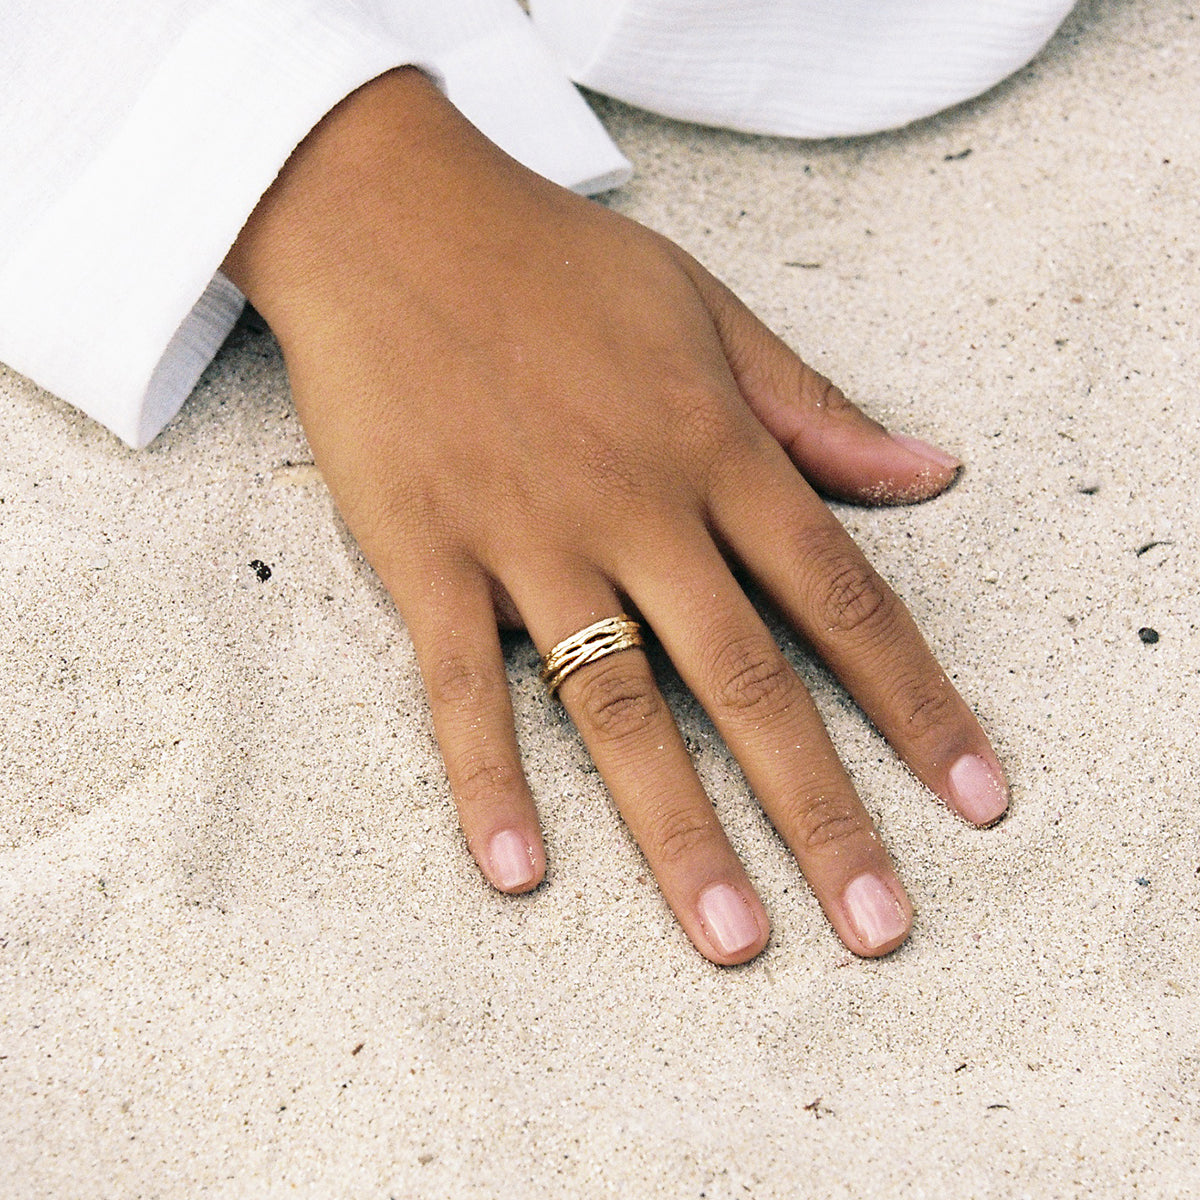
[[0, 0, 629, 449], [0, 0, 422, 448], [437, 19, 632, 196]]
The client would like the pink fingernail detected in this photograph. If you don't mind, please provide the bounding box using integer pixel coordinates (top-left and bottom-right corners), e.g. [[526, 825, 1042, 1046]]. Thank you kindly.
[[891, 433, 961, 471], [488, 829, 535, 890], [843, 873, 909, 951], [697, 883, 761, 957], [948, 754, 1009, 825]]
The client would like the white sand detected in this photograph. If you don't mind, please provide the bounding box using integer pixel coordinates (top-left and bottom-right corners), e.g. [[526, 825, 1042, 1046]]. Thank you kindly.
[[2, 1, 1198, 1194]]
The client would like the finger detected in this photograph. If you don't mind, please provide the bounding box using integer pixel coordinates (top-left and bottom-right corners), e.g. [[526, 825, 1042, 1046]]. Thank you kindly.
[[710, 441, 1008, 827], [398, 561, 545, 893], [627, 531, 913, 957], [511, 572, 770, 965], [674, 247, 960, 504]]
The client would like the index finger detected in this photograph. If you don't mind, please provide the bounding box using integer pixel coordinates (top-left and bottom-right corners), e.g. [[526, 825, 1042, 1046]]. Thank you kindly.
[[709, 431, 1008, 826]]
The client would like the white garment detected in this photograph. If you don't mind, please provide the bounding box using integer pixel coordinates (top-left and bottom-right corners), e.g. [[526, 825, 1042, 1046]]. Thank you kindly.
[[0, 0, 1075, 448], [533, 0, 1077, 136]]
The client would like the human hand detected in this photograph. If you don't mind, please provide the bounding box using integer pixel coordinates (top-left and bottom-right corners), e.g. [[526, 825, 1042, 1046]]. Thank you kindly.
[[222, 69, 1007, 965]]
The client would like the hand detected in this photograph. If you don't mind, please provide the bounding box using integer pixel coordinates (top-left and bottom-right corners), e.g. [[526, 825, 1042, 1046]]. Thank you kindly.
[[222, 69, 1008, 965]]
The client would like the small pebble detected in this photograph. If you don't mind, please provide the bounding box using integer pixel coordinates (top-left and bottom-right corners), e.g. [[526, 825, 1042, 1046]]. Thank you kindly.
[[1138, 627, 1159, 644]]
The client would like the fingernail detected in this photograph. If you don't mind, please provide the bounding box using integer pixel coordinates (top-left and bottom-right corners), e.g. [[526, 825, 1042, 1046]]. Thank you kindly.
[[487, 829, 535, 890], [697, 883, 762, 958], [843, 873, 909, 950], [948, 754, 1009, 825], [891, 432, 961, 471]]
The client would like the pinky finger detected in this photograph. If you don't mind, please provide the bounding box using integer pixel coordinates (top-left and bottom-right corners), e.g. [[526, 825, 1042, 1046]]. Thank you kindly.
[[402, 566, 545, 893]]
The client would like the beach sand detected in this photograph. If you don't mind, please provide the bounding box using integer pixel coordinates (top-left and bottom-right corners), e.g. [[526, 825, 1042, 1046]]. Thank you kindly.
[[2, 0, 1198, 1194]]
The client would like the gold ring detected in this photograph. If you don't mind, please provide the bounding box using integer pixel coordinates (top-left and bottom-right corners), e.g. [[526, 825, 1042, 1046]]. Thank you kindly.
[[539, 614, 644, 698]]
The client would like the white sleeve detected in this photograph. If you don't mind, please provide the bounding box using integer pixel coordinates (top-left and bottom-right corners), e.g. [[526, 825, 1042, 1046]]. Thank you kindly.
[[529, 0, 1076, 138], [0, 0, 630, 449]]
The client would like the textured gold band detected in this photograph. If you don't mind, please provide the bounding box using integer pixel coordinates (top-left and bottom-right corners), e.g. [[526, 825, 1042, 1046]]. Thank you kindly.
[[539, 614, 644, 698]]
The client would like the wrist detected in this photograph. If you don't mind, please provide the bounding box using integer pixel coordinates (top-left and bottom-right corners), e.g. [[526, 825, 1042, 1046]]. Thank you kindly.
[[221, 67, 498, 341]]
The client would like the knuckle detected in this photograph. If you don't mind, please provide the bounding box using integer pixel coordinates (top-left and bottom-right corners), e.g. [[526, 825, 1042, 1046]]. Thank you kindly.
[[651, 805, 718, 868], [350, 478, 440, 556], [709, 633, 797, 721], [803, 371, 854, 417], [425, 650, 502, 711], [672, 388, 732, 453], [662, 383, 741, 488], [791, 792, 871, 855], [574, 438, 647, 509], [805, 535, 898, 638], [571, 659, 663, 745], [704, 434, 765, 506], [896, 676, 958, 743], [454, 754, 525, 810]]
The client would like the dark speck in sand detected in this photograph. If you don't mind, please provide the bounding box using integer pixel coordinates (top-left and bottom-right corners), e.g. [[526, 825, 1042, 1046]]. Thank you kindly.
[[249, 559, 272, 582], [1138, 627, 1159, 644], [944, 148, 973, 161]]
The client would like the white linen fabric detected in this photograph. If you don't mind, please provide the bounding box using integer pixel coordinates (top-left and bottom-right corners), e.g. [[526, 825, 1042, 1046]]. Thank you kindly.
[[0, 0, 1075, 448], [531, 0, 1078, 137]]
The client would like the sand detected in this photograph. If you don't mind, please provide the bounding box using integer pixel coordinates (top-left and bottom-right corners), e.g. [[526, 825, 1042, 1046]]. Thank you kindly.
[[2, 0, 1198, 1194]]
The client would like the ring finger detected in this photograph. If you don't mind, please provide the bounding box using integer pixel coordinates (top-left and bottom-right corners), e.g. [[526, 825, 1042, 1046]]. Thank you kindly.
[[509, 567, 770, 965]]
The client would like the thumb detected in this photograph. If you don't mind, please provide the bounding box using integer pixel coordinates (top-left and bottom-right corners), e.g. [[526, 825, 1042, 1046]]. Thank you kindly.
[[678, 250, 961, 505]]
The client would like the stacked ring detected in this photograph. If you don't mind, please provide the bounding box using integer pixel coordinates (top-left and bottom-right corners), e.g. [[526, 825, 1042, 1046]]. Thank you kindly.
[[539, 614, 644, 698]]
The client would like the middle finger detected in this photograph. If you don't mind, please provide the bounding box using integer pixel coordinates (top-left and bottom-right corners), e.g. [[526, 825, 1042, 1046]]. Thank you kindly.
[[628, 528, 914, 957]]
